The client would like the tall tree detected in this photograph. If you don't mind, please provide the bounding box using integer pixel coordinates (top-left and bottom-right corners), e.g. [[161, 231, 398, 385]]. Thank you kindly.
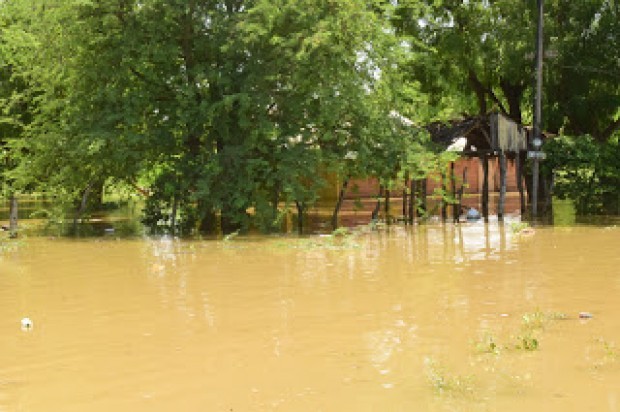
[[2, 0, 412, 233]]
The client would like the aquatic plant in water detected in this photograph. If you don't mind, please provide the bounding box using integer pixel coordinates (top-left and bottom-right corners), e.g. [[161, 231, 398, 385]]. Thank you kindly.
[[424, 357, 476, 397], [474, 311, 568, 355], [587, 337, 618, 370], [509, 222, 531, 234]]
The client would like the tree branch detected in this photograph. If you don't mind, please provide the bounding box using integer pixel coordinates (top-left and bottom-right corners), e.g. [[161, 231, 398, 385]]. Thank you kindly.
[[468, 70, 508, 116], [599, 117, 620, 142]]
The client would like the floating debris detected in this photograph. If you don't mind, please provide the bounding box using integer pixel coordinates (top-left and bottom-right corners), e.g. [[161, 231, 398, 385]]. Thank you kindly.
[[466, 207, 481, 222], [21, 317, 33, 331]]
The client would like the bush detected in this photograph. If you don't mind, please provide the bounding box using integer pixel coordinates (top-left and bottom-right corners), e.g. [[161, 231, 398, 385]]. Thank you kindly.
[[544, 135, 619, 215]]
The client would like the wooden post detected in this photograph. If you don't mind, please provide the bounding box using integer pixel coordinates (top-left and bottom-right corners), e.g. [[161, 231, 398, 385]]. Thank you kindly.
[[516, 151, 526, 215], [532, 0, 544, 218], [498, 150, 507, 221], [9, 193, 18, 238], [402, 175, 408, 223], [451, 162, 458, 222], [441, 171, 447, 222], [481, 154, 489, 222], [456, 168, 468, 222], [421, 179, 428, 216], [384, 188, 391, 223], [371, 185, 384, 220], [409, 179, 417, 224]]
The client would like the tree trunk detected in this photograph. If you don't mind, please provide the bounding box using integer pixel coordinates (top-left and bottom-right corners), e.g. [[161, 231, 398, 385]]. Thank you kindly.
[[199, 208, 218, 234], [469, 69, 509, 116], [468, 70, 488, 115], [9, 194, 18, 238], [331, 177, 349, 230], [73, 182, 94, 233], [598, 118, 620, 142], [295, 200, 304, 235], [221, 210, 245, 234], [499, 78, 525, 124], [421, 180, 428, 216], [271, 184, 281, 232]]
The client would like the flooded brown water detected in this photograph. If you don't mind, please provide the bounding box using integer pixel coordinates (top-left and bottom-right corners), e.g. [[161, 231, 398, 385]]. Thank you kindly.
[[1, 223, 619, 411]]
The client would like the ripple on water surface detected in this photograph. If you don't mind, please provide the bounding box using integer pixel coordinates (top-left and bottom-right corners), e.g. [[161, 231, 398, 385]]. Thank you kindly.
[[0, 226, 619, 411]]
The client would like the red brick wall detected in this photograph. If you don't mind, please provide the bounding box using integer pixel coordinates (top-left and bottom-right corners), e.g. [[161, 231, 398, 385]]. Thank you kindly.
[[327, 157, 522, 219]]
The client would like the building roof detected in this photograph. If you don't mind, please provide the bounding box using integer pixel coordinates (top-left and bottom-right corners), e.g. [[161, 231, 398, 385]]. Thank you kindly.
[[427, 113, 529, 154]]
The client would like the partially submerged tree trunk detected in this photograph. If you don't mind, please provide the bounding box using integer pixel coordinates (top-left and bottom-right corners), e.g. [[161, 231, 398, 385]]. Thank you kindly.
[[198, 207, 218, 233], [9, 194, 18, 239], [331, 177, 349, 230], [295, 200, 304, 235], [221, 208, 246, 234], [73, 182, 95, 233], [272, 183, 281, 231], [91, 180, 105, 210]]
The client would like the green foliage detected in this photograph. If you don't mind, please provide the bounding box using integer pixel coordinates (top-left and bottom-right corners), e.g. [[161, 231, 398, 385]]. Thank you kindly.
[[515, 335, 539, 351], [474, 333, 500, 355], [544, 135, 620, 214], [223, 230, 240, 242], [1, 0, 417, 234], [474, 310, 568, 355], [544, 1, 620, 139], [2, 0, 617, 231], [509, 221, 531, 234], [331, 227, 352, 237], [392, 0, 619, 139], [424, 357, 476, 397]]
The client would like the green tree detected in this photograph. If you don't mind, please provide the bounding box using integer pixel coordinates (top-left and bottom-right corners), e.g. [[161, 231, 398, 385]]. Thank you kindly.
[[2, 0, 420, 234], [391, 0, 619, 138]]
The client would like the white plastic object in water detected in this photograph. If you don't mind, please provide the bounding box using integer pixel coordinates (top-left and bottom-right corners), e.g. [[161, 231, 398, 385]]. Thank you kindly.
[[21, 317, 33, 331]]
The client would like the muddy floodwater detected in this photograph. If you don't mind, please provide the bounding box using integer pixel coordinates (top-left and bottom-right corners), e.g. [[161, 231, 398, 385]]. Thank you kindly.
[[1, 223, 619, 411]]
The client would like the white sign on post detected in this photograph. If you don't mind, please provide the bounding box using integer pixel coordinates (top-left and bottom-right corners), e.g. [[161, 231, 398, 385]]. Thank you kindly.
[[527, 151, 546, 160]]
